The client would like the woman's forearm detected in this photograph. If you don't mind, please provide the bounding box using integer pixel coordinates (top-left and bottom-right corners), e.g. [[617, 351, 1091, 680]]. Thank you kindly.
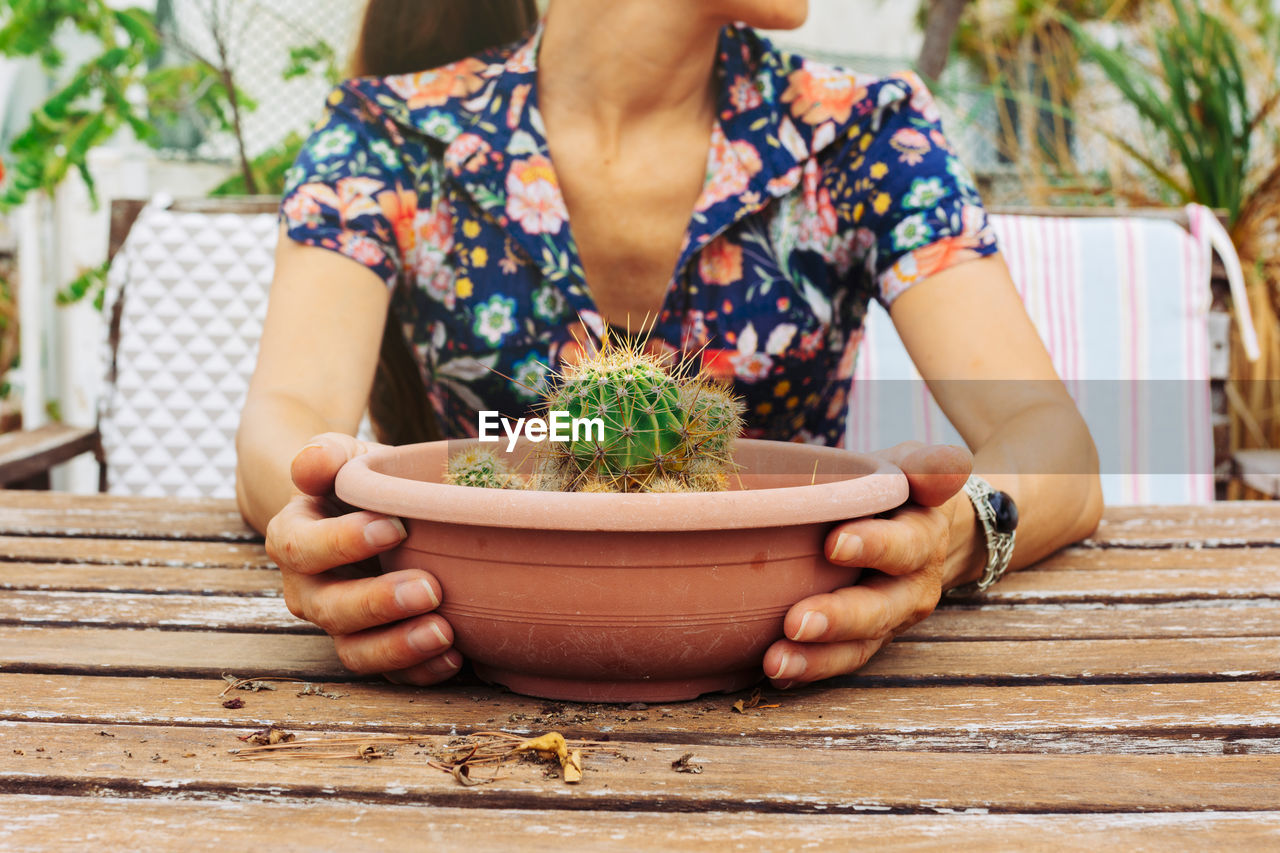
[[235, 391, 341, 533], [942, 400, 1103, 589]]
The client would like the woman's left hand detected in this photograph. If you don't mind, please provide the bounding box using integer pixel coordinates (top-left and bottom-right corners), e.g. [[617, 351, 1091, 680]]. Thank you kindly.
[[762, 442, 974, 688]]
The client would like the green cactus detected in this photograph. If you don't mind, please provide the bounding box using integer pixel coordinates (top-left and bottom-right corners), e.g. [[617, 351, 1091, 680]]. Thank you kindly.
[[444, 335, 745, 494], [680, 379, 746, 458], [444, 446, 525, 489], [545, 348, 692, 490], [539, 336, 743, 493]]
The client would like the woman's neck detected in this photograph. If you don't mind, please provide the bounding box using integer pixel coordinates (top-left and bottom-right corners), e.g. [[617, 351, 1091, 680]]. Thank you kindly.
[[538, 1, 725, 151]]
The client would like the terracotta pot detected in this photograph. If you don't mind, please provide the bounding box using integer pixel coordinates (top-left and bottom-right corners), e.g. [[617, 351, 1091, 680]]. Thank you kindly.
[[335, 438, 908, 703]]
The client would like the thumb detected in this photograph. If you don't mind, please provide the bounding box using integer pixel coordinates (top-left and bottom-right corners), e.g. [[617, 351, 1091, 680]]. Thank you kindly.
[[291, 432, 381, 497], [876, 442, 972, 507]]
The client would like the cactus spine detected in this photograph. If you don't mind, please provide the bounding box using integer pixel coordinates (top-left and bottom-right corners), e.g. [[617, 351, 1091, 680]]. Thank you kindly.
[[444, 446, 525, 490], [536, 334, 744, 493], [444, 333, 745, 494]]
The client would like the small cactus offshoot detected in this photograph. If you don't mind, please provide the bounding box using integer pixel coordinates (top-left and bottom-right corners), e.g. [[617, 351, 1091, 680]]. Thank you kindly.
[[444, 446, 525, 490], [443, 332, 745, 494]]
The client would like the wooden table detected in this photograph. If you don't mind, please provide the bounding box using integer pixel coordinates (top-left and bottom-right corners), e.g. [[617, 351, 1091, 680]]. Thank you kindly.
[[1, 493, 1278, 850]]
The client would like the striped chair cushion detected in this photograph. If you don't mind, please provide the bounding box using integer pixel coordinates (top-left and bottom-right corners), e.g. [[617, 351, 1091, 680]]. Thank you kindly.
[[849, 206, 1217, 506]]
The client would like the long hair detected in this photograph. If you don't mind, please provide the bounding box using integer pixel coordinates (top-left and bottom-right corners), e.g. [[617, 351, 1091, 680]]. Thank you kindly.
[[351, 0, 539, 77], [353, 0, 539, 445]]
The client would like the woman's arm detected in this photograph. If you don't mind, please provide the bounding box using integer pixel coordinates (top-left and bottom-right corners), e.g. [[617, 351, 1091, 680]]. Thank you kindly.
[[235, 235, 462, 686], [236, 233, 388, 531], [762, 254, 1102, 687], [890, 253, 1104, 588]]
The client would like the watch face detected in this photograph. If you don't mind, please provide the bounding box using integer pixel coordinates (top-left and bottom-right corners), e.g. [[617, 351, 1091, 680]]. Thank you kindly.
[[990, 490, 1018, 534]]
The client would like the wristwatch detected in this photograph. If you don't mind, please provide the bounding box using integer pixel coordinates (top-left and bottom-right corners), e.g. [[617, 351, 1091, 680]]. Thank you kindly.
[[948, 474, 1018, 596]]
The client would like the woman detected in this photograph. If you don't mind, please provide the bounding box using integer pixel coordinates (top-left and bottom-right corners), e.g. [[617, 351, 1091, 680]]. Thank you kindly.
[[237, 0, 1102, 689]]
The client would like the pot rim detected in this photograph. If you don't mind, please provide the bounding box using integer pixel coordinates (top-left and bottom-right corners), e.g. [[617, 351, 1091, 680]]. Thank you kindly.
[[335, 439, 910, 532]]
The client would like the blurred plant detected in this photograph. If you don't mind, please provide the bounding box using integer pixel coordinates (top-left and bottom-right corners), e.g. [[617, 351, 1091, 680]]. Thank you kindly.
[[939, 1, 1158, 197], [1063, 0, 1278, 225], [0, 0, 241, 208], [57, 261, 109, 311], [154, 0, 263, 194], [1066, 0, 1280, 463], [0, 272, 16, 403], [0, 0, 251, 309], [209, 39, 342, 197]]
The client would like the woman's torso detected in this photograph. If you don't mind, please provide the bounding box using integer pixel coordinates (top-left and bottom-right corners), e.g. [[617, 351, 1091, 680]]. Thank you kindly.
[[281, 24, 998, 444]]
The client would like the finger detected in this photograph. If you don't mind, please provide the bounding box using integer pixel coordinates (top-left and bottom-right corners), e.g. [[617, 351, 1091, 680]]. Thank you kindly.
[[761, 634, 890, 688], [824, 505, 950, 575], [291, 432, 373, 497], [781, 570, 942, 644], [283, 568, 443, 636], [876, 443, 972, 507], [385, 650, 465, 686], [871, 441, 925, 465], [266, 495, 406, 576], [332, 612, 455, 675]]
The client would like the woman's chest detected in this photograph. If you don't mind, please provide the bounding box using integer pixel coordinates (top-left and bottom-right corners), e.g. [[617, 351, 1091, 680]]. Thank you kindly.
[[548, 133, 709, 331], [401, 180, 871, 384]]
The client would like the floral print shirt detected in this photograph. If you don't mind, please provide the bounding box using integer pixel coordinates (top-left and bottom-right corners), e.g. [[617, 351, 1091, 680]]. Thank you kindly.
[[281, 23, 998, 444]]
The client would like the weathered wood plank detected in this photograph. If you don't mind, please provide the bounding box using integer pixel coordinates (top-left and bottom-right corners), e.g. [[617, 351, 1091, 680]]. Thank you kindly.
[[965, 566, 1280, 604], [0, 627, 345, 679], [3, 721, 1278, 812], [3, 626, 1277, 684], [1086, 503, 1280, 548], [0, 536, 271, 569], [3, 494, 1276, 547], [1031, 545, 1280, 572], [2, 797, 1277, 852], [5, 590, 1277, 642], [847, 636, 1280, 684], [10, 556, 1280, 607], [909, 603, 1280, 640], [0, 591, 310, 633], [0, 493, 256, 542], [0, 564, 282, 596], [0, 674, 1274, 749]]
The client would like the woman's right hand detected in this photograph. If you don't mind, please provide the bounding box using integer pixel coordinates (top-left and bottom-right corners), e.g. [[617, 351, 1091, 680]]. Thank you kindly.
[[265, 433, 463, 685]]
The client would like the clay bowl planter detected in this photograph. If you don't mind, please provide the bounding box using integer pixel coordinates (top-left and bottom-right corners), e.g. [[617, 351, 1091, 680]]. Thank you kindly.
[[335, 438, 908, 703]]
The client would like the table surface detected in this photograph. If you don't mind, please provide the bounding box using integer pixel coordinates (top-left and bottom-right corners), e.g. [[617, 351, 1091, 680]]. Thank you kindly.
[[1, 492, 1278, 851]]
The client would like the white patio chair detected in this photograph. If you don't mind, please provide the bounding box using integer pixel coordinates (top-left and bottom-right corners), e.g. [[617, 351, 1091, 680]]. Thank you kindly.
[[848, 203, 1256, 506], [0, 196, 397, 497]]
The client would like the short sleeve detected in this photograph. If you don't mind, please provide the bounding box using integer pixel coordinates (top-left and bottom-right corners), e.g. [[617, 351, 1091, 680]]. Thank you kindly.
[[280, 83, 417, 289], [833, 73, 999, 307]]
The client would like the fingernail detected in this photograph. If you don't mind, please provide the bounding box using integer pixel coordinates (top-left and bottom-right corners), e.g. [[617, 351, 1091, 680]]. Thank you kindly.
[[832, 532, 862, 564], [427, 650, 463, 674], [791, 611, 828, 642], [394, 579, 439, 613], [364, 517, 407, 548], [297, 442, 328, 460], [407, 621, 450, 654], [767, 650, 804, 681]]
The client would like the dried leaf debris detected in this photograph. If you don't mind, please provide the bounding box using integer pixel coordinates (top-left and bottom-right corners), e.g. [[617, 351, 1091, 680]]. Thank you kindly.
[[219, 673, 297, 696], [296, 683, 346, 700], [237, 726, 296, 746], [232, 732, 404, 761], [428, 731, 615, 786], [731, 688, 780, 714], [227, 726, 615, 786]]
